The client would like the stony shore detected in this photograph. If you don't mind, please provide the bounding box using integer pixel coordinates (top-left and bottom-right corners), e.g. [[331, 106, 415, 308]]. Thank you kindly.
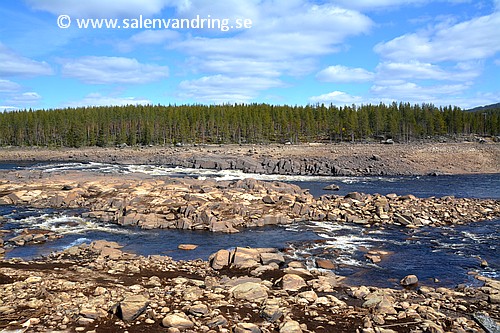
[[1, 142, 499, 176], [1, 242, 499, 333]]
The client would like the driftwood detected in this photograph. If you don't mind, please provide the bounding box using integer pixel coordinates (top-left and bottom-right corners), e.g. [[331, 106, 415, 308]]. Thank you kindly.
[[473, 312, 500, 333]]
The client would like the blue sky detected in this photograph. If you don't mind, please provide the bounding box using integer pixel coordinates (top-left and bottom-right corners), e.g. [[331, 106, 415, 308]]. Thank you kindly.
[[0, 0, 499, 111]]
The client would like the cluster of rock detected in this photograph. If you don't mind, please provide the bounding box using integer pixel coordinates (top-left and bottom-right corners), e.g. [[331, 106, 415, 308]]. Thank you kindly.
[[0, 171, 499, 238], [1, 243, 499, 333]]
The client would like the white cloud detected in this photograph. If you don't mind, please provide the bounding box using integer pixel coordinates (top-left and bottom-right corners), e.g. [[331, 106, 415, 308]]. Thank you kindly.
[[376, 61, 482, 81], [171, 2, 372, 102], [178, 75, 283, 103], [25, 0, 171, 18], [333, 0, 470, 11], [64, 93, 151, 107], [5, 92, 42, 106], [117, 30, 181, 52], [61, 56, 169, 84], [0, 106, 17, 112], [316, 65, 374, 83], [0, 43, 53, 77], [374, 12, 500, 62], [371, 81, 469, 101], [309, 91, 363, 105], [0, 79, 21, 93]]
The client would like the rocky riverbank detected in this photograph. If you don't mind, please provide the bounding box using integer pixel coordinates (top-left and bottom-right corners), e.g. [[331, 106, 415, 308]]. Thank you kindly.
[[1, 242, 499, 333], [1, 142, 499, 176], [0, 171, 499, 239]]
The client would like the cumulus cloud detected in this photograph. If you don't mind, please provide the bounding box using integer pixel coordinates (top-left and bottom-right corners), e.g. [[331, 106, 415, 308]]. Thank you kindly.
[[64, 93, 151, 107], [316, 65, 374, 83], [0, 43, 53, 77], [374, 12, 500, 62], [172, 2, 372, 102], [61, 56, 169, 84], [178, 75, 283, 103], [309, 91, 363, 105]]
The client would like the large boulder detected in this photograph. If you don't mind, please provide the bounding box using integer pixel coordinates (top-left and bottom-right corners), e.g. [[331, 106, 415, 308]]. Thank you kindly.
[[230, 282, 268, 303], [210, 249, 231, 269], [400, 274, 419, 286], [116, 294, 149, 322], [281, 274, 307, 291], [260, 252, 285, 266]]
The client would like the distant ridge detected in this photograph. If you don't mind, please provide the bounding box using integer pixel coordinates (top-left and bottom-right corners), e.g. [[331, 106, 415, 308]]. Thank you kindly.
[[467, 102, 500, 112]]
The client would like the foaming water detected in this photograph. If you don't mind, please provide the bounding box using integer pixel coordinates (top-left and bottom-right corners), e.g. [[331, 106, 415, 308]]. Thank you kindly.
[[23, 162, 500, 199], [25, 162, 401, 183], [1, 204, 498, 287]]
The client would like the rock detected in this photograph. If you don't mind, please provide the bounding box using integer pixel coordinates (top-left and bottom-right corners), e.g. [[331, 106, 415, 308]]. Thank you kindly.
[[488, 294, 500, 304], [25, 276, 42, 283], [188, 304, 209, 317], [233, 247, 260, 264], [210, 249, 231, 269], [316, 259, 336, 269], [178, 244, 198, 250], [281, 274, 307, 291], [473, 312, 500, 333], [262, 195, 276, 204], [323, 184, 340, 191], [183, 286, 203, 301], [345, 192, 363, 201], [234, 323, 262, 333], [99, 246, 123, 259], [297, 290, 318, 303], [162, 313, 195, 329], [365, 254, 381, 263], [207, 315, 228, 328], [90, 239, 123, 251], [230, 282, 268, 303], [280, 320, 303, 333], [116, 294, 149, 321], [260, 299, 283, 322], [400, 274, 419, 286], [260, 252, 285, 266]]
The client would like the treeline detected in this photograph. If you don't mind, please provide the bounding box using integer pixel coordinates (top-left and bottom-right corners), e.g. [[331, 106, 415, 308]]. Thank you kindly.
[[0, 102, 499, 147]]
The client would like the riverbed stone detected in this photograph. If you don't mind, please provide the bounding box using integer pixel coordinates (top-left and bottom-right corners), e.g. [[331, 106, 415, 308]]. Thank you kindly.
[[162, 313, 195, 329], [234, 323, 261, 333], [230, 282, 268, 303], [210, 249, 231, 269], [282, 274, 307, 291], [280, 320, 303, 333], [400, 274, 419, 286], [116, 294, 149, 321]]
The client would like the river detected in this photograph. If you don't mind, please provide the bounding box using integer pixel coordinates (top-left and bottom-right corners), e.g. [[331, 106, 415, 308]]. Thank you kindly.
[[1, 162, 499, 288]]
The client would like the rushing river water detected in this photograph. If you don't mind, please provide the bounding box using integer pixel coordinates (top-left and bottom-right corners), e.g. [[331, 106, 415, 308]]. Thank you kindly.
[[1, 162, 499, 288]]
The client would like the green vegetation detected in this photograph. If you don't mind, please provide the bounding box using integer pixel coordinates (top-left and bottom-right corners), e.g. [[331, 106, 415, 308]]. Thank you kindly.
[[0, 102, 499, 147]]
